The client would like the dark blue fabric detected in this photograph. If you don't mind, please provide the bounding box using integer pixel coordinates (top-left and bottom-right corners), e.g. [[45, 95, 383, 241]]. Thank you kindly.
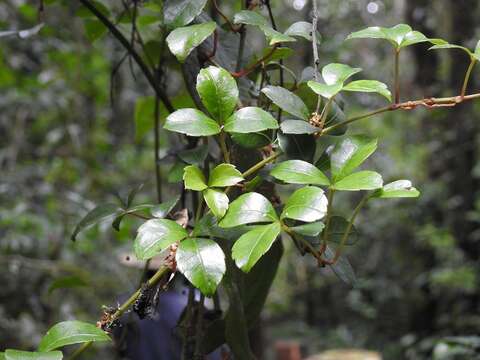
[[113, 290, 221, 360]]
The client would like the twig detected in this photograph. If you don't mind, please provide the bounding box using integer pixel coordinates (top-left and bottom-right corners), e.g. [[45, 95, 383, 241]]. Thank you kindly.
[[394, 48, 400, 103], [231, 45, 278, 77], [461, 58, 477, 97], [311, 0, 321, 112]]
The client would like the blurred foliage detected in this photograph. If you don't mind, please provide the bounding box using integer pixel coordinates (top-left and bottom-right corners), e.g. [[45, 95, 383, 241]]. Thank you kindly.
[[1, 0, 480, 359]]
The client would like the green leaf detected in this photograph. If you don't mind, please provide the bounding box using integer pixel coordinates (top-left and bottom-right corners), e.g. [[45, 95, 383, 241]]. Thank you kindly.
[[290, 221, 325, 237], [183, 165, 208, 191], [176, 238, 226, 296], [224, 107, 279, 133], [474, 40, 480, 60], [327, 216, 358, 245], [429, 40, 480, 61], [232, 222, 281, 272], [231, 131, 273, 149], [332, 170, 383, 191], [178, 144, 209, 165], [322, 63, 362, 85], [330, 135, 378, 181], [284, 21, 320, 42], [270, 160, 329, 186], [281, 186, 328, 222], [203, 189, 229, 218], [134, 219, 188, 260], [343, 80, 392, 101], [307, 81, 343, 99], [324, 246, 357, 286], [112, 204, 154, 231], [280, 120, 320, 134], [166, 22, 216, 62], [164, 108, 221, 136], [261, 85, 309, 120], [164, 0, 208, 28], [219, 192, 278, 228], [71, 204, 121, 241], [134, 96, 155, 142], [38, 321, 109, 352], [260, 26, 296, 45], [372, 180, 420, 198], [168, 162, 187, 183], [83, 19, 107, 42], [347, 24, 429, 49], [277, 133, 316, 162], [151, 196, 180, 218], [233, 10, 267, 27], [196, 66, 239, 122], [48, 276, 88, 294], [208, 164, 243, 187], [5, 350, 62, 360]]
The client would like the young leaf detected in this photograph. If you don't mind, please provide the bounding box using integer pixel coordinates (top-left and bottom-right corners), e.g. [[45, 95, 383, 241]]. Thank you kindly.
[[280, 120, 320, 135], [4, 350, 62, 360], [347, 24, 429, 49], [232, 222, 281, 272], [224, 107, 279, 133], [372, 180, 420, 198], [270, 160, 330, 186], [233, 10, 267, 27], [261, 85, 309, 120], [164, 108, 221, 136], [322, 63, 362, 85], [307, 81, 343, 99], [290, 221, 325, 237], [281, 186, 328, 222], [151, 196, 180, 218], [71, 204, 121, 241], [196, 66, 239, 122], [134, 219, 188, 260], [332, 170, 383, 191], [38, 320, 110, 352], [260, 26, 296, 45], [284, 21, 320, 42], [219, 192, 278, 228], [343, 80, 392, 101], [330, 135, 378, 181], [208, 164, 243, 187], [203, 189, 229, 218], [176, 238, 226, 296], [164, 0, 208, 28], [166, 22, 216, 62], [183, 165, 208, 191]]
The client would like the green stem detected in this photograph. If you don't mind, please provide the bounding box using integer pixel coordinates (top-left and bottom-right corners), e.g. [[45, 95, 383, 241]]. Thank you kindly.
[[320, 97, 333, 126], [320, 189, 335, 253], [461, 58, 477, 97], [241, 151, 281, 179], [219, 131, 230, 163], [394, 48, 400, 104], [321, 105, 393, 134], [67, 342, 92, 360]]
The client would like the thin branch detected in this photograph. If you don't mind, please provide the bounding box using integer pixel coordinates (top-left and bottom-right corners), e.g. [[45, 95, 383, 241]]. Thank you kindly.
[[231, 45, 278, 77], [461, 58, 477, 97], [394, 48, 400, 103], [311, 0, 321, 112], [78, 0, 175, 113], [211, 0, 239, 32]]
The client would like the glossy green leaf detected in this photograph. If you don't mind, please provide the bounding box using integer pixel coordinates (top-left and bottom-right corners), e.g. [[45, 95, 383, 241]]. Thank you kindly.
[[261, 85, 309, 120], [277, 133, 316, 162], [168, 161, 187, 183], [176, 238, 226, 296], [330, 135, 378, 181], [178, 144, 209, 165], [219, 192, 278, 228], [347, 24, 429, 49], [196, 66, 239, 122], [38, 320, 109, 352], [164, 108, 221, 136], [429, 40, 480, 61], [112, 204, 154, 231], [231, 131, 273, 149], [343, 80, 392, 101], [233, 10, 267, 27], [322, 63, 362, 85], [281, 186, 328, 222], [307, 81, 343, 99], [332, 170, 383, 191], [280, 120, 320, 134], [327, 216, 358, 245], [290, 221, 325, 237], [232, 222, 281, 272], [203, 188, 229, 218], [151, 196, 180, 218], [48, 276, 88, 294], [224, 107, 279, 133], [372, 180, 420, 198], [183, 165, 208, 191], [164, 0, 208, 28], [260, 26, 296, 45], [270, 160, 329, 186], [284, 21, 320, 42], [71, 204, 121, 241], [208, 164, 243, 187], [166, 22, 216, 62], [4, 350, 62, 360], [134, 219, 188, 260]]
